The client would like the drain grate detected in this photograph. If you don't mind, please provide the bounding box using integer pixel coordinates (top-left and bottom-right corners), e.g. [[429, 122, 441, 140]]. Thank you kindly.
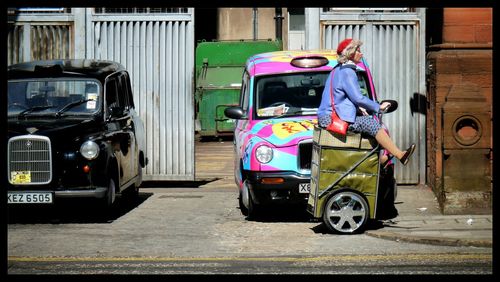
[[159, 195, 204, 199]]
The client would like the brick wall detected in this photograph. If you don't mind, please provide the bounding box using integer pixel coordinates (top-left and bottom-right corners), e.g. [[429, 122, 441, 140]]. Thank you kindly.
[[426, 8, 492, 214], [443, 8, 492, 44]]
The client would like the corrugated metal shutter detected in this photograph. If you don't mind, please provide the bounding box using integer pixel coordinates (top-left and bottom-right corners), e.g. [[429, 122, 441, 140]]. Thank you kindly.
[[7, 21, 72, 64], [8, 9, 196, 181], [7, 25, 24, 65], [30, 25, 72, 60], [87, 12, 195, 180], [319, 10, 425, 184]]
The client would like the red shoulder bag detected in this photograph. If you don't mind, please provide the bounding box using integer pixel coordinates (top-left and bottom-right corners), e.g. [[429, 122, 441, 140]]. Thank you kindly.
[[326, 70, 348, 135]]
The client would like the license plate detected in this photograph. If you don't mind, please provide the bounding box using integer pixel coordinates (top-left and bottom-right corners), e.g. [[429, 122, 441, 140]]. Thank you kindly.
[[11, 171, 32, 184], [8, 192, 53, 204], [299, 183, 311, 193]]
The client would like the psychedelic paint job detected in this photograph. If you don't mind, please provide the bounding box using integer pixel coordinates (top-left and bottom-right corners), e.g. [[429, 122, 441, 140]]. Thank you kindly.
[[246, 50, 338, 77], [239, 117, 316, 172], [227, 50, 383, 210]]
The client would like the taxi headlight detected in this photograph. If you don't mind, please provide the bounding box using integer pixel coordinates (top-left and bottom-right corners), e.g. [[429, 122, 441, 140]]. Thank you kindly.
[[255, 145, 273, 164], [80, 141, 100, 160]]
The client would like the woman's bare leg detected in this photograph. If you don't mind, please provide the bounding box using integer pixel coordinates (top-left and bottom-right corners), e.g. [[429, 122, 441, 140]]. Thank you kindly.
[[375, 128, 405, 160]]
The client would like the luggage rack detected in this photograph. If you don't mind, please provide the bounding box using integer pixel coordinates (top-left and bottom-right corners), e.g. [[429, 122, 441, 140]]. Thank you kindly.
[[307, 125, 381, 220]]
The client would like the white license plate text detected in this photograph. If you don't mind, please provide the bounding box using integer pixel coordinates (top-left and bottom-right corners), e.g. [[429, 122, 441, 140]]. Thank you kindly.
[[299, 183, 311, 193], [8, 192, 53, 204]]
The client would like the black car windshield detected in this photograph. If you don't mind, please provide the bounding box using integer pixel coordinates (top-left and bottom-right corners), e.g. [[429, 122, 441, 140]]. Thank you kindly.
[[8, 78, 101, 117]]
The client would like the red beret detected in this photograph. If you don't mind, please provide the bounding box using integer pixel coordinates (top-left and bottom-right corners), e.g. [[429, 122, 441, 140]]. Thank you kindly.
[[337, 38, 353, 55]]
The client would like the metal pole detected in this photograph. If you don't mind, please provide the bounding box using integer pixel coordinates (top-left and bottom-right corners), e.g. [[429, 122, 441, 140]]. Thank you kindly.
[[253, 8, 258, 40], [274, 8, 284, 41]]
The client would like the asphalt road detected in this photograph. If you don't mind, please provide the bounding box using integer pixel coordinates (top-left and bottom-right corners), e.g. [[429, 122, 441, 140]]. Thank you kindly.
[[7, 185, 492, 275], [6, 139, 493, 275], [8, 254, 492, 275]]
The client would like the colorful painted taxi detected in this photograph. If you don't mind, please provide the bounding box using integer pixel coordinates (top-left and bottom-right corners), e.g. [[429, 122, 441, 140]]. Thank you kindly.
[[224, 50, 380, 218]]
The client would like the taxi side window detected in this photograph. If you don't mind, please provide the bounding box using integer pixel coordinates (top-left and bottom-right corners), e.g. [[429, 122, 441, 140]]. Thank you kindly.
[[121, 72, 135, 109], [117, 73, 132, 111], [357, 72, 371, 99], [105, 78, 123, 117], [240, 71, 250, 112]]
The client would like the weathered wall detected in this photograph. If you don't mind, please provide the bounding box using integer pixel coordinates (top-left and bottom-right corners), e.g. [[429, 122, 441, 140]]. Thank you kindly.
[[427, 8, 492, 214], [217, 8, 287, 49], [442, 8, 492, 44]]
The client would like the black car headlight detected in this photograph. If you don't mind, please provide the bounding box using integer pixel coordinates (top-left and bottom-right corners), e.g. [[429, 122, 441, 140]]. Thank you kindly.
[[80, 140, 100, 160]]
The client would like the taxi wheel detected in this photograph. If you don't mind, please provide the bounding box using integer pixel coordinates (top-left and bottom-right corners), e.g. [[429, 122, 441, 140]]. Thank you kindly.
[[240, 180, 258, 219], [122, 183, 139, 200], [134, 159, 143, 191], [239, 192, 249, 216], [323, 190, 369, 234], [127, 162, 142, 198], [102, 178, 116, 208]]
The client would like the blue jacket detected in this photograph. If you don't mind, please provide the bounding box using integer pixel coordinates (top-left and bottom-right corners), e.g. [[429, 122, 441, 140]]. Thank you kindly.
[[318, 64, 380, 123]]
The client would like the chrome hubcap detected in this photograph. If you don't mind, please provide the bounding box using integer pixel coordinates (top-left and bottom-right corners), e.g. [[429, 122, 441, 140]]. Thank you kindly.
[[324, 192, 367, 233]]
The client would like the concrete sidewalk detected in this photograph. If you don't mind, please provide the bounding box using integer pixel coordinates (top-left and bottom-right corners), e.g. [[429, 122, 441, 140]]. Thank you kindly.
[[199, 178, 492, 248], [195, 140, 492, 248], [365, 185, 493, 248]]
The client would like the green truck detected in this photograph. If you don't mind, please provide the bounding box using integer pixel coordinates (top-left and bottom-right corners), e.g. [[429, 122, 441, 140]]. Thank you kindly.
[[194, 39, 282, 139]]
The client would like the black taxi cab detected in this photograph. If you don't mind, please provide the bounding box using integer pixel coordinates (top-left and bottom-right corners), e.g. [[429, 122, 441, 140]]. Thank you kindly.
[[7, 59, 148, 208]]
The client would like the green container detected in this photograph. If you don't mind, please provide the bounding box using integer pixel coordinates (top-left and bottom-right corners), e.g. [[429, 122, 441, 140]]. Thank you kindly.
[[195, 40, 282, 137]]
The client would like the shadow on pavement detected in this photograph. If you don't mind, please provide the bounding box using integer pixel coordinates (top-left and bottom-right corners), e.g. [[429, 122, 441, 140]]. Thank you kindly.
[[141, 180, 215, 188], [7, 192, 153, 224], [242, 204, 313, 223], [309, 219, 390, 235]]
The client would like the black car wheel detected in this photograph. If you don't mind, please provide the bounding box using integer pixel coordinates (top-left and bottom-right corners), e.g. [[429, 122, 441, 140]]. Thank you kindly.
[[128, 164, 142, 198], [102, 178, 116, 208]]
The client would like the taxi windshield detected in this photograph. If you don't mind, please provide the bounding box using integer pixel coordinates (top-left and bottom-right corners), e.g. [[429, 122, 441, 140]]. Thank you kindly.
[[254, 69, 372, 119], [8, 79, 101, 117]]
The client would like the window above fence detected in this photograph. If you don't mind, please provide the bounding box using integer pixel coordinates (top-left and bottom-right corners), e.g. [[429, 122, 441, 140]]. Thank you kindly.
[[322, 8, 416, 13], [94, 8, 189, 14], [7, 7, 189, 16], [8, 7, 72, 15]]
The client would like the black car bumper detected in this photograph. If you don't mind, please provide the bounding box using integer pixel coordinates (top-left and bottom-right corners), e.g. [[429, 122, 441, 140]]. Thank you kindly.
[[54, 187, 107, 198], [245, 171, 310, 205], [7, 186, 108, 205]]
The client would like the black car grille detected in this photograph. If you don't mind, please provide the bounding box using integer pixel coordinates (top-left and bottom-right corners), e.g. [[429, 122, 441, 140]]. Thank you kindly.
[[8, 135, 52, 185], [298, 141, 312, 170]]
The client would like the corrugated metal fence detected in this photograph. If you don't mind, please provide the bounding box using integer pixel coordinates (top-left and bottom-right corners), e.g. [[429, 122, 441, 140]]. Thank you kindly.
[[7, 8, 196, 181], [317, 9, 426, 184], [87, 13, 195, 180], [7, 20, 73, 65]]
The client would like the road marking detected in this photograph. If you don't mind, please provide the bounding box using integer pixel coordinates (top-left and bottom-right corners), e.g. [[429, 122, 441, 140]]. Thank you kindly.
[[8, 253, 492, 263]]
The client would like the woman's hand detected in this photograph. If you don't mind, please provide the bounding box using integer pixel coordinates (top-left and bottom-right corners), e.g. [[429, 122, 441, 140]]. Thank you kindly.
[[359, 106, 369, 116]]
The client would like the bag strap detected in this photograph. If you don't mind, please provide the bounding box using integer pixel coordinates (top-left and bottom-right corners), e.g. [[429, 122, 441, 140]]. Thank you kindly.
[[329, 65, 338, 109]]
